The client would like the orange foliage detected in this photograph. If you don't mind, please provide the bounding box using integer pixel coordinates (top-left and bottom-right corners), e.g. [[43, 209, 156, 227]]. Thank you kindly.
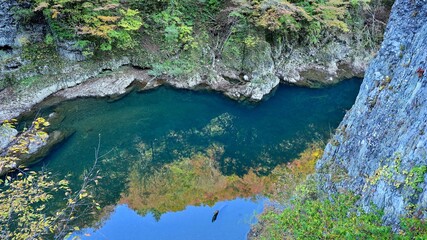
[[77, 25, 116, 38], [97, 16, 120, 23], [268, 143, 324, 201], [119, 142, 324, 217]]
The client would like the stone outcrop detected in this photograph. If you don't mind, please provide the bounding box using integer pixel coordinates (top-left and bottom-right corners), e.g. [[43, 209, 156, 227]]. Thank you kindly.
[[53, 67, 154, 99], [0, 125, 18, 150], [274, 38, 367, 86], [0, 1, 383, 121], [0, 126, 71, 176], [0, 123, 48, 176], [0, 57, 133, 121], [0, 32, 371, 121], [0, 0, 18, 48], [316, 0, 427, 227], [56, 40, 89, 62]]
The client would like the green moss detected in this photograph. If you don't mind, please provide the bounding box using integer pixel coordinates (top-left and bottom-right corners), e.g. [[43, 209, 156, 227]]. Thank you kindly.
[[19, 76, 41, 87], [21, 42, 60, 64], [147, 42, 207, 77], [363, 153, 427, 196], [148, 57, 198, 77], [221, 37, 244, 71], [0, 73, 15, 89], [405, 165, 427, 192]]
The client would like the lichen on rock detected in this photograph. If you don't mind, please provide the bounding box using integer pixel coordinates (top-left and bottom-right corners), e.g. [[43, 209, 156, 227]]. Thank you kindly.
[[0, 0, 18, 49], [316, 0, 427, 227]]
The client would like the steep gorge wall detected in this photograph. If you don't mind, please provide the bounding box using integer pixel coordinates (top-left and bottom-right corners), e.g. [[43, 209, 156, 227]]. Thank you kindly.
[[0, 0, 386, 121], [316, 0, 427, 226], [0, 0, 18, 48]]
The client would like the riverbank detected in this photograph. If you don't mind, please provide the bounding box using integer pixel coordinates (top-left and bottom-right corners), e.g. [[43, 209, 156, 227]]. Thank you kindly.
[[0, 35, 371, 122], [0, 0, 389, 121]]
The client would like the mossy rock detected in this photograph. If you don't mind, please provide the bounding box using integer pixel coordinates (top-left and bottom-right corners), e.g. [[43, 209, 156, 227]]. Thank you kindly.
[[242, 39, 274, 76]]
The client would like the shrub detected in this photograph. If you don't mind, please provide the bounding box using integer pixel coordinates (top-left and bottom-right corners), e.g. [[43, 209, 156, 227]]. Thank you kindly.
[[31, 0, 143, 52], [260, 193, 394, 239]]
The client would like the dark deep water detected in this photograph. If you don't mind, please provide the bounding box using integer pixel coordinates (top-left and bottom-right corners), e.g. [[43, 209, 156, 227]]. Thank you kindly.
[[28, 79, 361, 239]]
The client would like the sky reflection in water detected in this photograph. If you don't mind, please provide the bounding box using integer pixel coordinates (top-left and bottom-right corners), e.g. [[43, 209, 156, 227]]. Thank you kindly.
[[30, 79, 361, 239], [71, 198, 265, 240]]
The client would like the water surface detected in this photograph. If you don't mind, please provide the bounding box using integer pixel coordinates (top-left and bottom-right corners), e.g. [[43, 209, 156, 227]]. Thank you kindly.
[[70, 198, 265, 240], [30, 79, 361, 239]]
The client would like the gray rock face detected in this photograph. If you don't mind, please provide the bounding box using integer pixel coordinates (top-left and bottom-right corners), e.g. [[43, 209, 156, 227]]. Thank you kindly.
[[0, 0, 384, 121], [274, 36, 368, 86], [0, 129, 71, 176], [0, 56, 133, 121], [0, 125, 18, 150], [219, 31, 370, 89], [0, 0, 18, 48], [316, 0, 427, 227], [57, 40, 88, 62], [53, 67, 153, 99]]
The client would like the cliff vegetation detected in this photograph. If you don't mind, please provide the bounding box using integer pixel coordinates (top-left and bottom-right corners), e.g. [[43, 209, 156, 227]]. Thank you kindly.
[[0, 0, 390, 102], [251, 0, 427, 238]]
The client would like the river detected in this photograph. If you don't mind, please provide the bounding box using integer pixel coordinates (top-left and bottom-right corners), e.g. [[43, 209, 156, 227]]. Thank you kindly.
[[27, 79, 361, 239]]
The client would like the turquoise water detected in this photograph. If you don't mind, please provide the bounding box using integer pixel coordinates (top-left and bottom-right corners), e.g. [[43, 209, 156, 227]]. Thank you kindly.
[[29, 79, 361, 239]]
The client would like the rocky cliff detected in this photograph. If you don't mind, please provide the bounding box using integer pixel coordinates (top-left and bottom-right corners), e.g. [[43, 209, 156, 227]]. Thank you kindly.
[[0, 0, 389, 121], [316, 0, 427, 227], [0, 32, 374, 121], [0, 0, 18, 49]]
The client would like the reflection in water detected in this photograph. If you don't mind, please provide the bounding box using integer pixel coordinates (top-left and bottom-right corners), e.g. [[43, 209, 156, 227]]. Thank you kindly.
[[121, 144, 271, 216], [71, 198, 265, 240], [119, 141, 323, 217], [27, 79, 361, 238]]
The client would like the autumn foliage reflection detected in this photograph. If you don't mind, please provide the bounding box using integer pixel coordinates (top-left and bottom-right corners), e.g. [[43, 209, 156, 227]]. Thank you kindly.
[[120, 142, 323, 218]]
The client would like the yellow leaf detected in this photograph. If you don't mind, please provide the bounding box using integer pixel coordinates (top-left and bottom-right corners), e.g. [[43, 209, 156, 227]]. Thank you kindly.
[[34, 2, 49, 12], [97, 15, 120, 22], [79, 192, 88, 199]]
